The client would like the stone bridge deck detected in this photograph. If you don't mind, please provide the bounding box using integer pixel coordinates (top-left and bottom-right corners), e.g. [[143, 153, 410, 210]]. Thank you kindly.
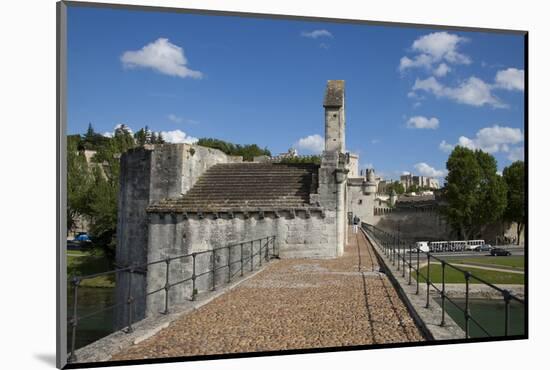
[[112, 229, 423, 360]]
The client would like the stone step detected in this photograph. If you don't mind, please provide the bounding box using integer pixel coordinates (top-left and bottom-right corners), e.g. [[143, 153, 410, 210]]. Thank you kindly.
[[150, 162, 319, 212]]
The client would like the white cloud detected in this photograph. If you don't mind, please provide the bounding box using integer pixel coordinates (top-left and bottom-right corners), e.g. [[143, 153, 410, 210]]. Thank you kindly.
[[161, 129, 198, 144], [440, 125, 524, 160], [412, 76, 506, 108], [295, 134, 324, 154], [412, 32, 470, 63], [399, 32, 470, 74], [167, 114, 183, 123], [402, 171, 411, 175], [121, 38, 203, 79], [406, 116, 439, 129], [434, 63, 451, 77], [469, 125, 523, 153], [494, 68, 524, 91], [439, 140, 454, 153], [399, 54, 433, 71], [371, 139, 380, 144], [301, 30, 333, 39], [507, 147, 525, 161], [414, 162, 446, 177]]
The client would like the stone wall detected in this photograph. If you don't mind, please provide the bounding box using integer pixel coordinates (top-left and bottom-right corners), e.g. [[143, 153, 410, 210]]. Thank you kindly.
[[372, 209, 451, 241], [115, 144, 241, 328], [347, 183, 375, 225], [372, 209, 524, 245], [144, 210, 338, 315]]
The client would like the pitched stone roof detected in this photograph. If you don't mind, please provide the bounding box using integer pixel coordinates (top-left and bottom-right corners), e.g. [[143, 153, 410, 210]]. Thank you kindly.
[[147, 162, 320, 213], [323, 80, 345, 107]]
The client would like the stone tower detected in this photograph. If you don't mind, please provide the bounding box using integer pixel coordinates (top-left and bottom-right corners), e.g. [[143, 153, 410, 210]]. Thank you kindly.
[[318, 80, 348, 256], [323, 80, 346, 153]]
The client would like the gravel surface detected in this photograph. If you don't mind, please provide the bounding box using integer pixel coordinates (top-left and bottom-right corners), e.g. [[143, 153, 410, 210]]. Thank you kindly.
[[111, 229, 424, 361]]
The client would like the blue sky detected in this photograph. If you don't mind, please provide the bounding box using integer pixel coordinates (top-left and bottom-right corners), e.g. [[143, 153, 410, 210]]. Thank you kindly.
[[67, 5, 525, 182]]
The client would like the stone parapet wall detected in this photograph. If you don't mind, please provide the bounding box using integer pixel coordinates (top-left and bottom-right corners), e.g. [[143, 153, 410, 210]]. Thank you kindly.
[[144, 210, 338, 315], [115, 144, 239, 328]]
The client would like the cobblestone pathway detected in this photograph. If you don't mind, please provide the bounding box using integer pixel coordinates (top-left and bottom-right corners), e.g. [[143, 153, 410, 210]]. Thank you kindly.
[[112, 229, 424, 360]]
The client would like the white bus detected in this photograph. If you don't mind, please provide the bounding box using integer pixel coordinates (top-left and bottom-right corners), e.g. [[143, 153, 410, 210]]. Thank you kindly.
[[425, 239, 485, 253]]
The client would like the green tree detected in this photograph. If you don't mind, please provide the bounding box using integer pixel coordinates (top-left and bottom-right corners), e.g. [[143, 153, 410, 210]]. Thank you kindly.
[[134, 127, 148, 146], [407, 184, 419, 194], [197, 138, 271, 160], [503, 161, 525, 244], [386, 181, 404, 195], [87, 165, 118, 259], [67, 135, 93, 231], [443, 146, 507, 239], [279, 155, 321, 165]]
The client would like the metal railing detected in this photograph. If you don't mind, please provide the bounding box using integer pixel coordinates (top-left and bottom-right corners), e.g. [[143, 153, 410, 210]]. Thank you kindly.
[[67, 235, 277, 362], [361, 223, 524, 339]]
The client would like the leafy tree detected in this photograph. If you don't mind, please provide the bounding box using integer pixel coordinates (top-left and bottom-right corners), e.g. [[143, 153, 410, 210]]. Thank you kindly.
[[134, 126, 149, 146], [80, 122, 110, 151], [279, 155, 321, 165], [197, 138, 271, 161], [67, 135, 93, 231], [471, 150, 508, 236], [386, 181, 404, 195], [503, 161, 525, 244], [407, 184, 419, 194], [156, 132, 165, 144], [443, 146, 507, 239], [87, 165, 118, 260]]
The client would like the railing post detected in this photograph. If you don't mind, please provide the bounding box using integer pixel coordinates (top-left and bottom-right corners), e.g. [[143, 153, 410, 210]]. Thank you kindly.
[[163, 258, 170, 314], [397, 239, 401, 271], [250, 241, 254, 271], [68, 277, 80, 363], [392, 237, 396, 266], [503, 289, 511, 336], [440, 261, 446, 326], [191, 253, 196, 301], [464, 271, 471, 338], [416, 247, 420, 295], [408, 243, 412, 285], [240, 243, 244, 276], [211, 249, 216, 291], [426, 254, 431, 308], [126, 268, 134, 333], [227, 245, 232, 283], [402, 242, 406, 278], [259, 238, 263, 267]]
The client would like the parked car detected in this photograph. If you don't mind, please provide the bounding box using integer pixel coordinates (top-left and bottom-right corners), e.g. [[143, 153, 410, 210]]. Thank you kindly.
[[490, 248, 511, 256], [474, 244, 492, 252], [466, 244, 482, 251], [67, 232, 92, 250]]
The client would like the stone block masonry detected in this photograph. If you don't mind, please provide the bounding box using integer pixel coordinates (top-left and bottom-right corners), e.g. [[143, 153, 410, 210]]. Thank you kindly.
[[115, 144, 243, 328], [145, 210, 339, 316], [110, 227, 423, 361], [115, 80, 350, 331]]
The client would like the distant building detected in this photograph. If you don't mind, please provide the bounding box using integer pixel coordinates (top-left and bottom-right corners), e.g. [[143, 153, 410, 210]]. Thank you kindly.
[[400, 173, 439, 191]]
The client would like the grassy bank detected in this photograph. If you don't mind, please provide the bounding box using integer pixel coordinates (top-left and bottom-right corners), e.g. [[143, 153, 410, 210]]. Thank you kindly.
[[417, 263, 524, 285], [67, 249, 115, 288], [445, 256, 524, 270]]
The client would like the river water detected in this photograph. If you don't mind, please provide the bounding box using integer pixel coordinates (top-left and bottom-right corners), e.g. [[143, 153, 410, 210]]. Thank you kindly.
[[67, 286, 115, 352], [435, 297, 525, 337]]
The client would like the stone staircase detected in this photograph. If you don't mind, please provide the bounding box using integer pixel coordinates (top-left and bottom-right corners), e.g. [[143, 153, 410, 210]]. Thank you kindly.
[[148, 162, 320, 212]]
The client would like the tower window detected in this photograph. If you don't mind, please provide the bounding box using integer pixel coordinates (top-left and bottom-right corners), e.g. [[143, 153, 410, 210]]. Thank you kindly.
[[358, 199, 363, 205]]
